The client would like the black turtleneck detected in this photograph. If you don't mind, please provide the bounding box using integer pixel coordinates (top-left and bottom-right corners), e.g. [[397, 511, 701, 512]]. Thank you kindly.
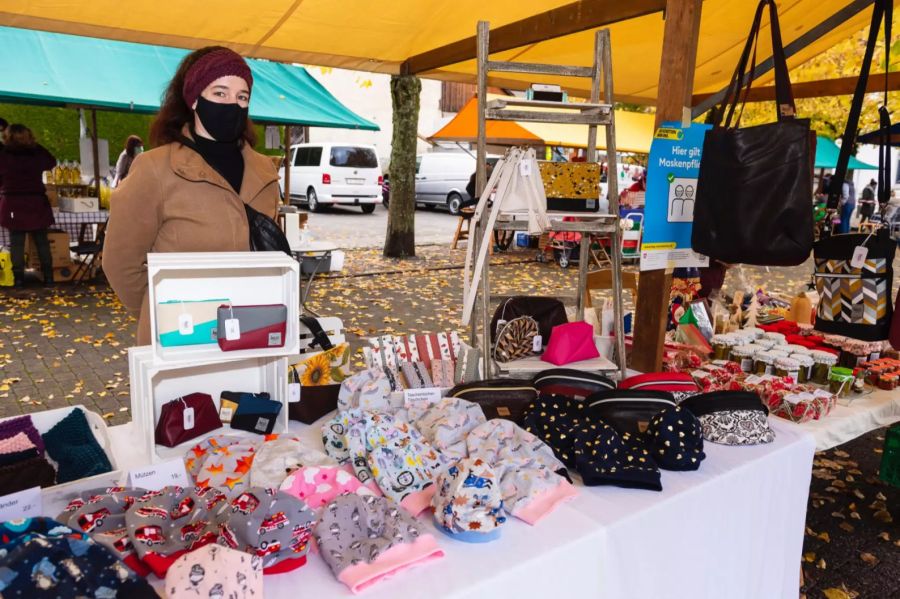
[[190, 128, 244, 194]]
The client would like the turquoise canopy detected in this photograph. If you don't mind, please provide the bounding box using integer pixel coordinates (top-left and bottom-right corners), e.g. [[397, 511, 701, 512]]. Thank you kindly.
[[814, 135, 877, 170], [0, 26, 378, 130]]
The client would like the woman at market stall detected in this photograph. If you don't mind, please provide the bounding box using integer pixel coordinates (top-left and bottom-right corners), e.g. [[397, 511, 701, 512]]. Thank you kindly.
[[0, 124, 58, 287], [104, 46, 280, 344], [112, 135, 143, 186]]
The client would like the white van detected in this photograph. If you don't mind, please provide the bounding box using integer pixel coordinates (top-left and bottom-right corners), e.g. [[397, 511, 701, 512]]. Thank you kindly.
[[280, 143, 383, 213], [415, 152, 477, 215]]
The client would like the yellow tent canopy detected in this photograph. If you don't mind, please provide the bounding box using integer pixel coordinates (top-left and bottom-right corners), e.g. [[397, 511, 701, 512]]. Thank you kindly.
[[430, 94, 654, 153], [0, 1, 877, 105]]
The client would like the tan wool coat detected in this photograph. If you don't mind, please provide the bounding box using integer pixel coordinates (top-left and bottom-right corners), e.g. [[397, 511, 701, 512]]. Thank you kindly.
[[104, 134, 281, 345]]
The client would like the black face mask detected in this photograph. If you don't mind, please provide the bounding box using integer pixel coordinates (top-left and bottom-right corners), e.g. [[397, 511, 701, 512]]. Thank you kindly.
[[195, 96, 248, 143]]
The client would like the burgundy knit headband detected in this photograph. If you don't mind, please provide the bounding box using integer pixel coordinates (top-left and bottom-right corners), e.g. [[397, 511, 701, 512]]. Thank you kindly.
[[182, 48, 254, 109]]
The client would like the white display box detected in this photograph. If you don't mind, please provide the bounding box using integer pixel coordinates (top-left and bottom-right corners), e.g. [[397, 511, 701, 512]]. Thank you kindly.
[[58, 196, 100, 213], [129, 346, 289, 463], [147, 252, 300, 365], [0, 406, 123, 517]]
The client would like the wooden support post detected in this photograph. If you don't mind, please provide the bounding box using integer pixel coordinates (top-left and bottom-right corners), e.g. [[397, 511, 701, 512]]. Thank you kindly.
[[283, 125, 292, 205], [631, 0, 703, 373], [90, 109, 100, 199]]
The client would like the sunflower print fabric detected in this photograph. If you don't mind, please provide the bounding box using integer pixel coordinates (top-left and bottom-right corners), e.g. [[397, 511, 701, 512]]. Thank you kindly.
[[292, 343, 351, 386]]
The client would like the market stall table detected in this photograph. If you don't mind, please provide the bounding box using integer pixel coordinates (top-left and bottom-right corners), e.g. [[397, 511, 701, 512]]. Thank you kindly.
[[290, 239, 338, 312], [0, 208, 108, 246], [797, 387, 900, 451], [95, 415, 814, 599]]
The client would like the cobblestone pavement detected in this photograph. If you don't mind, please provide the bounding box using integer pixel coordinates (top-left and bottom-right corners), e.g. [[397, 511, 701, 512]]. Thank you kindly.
[[1, 243, 899, 598]]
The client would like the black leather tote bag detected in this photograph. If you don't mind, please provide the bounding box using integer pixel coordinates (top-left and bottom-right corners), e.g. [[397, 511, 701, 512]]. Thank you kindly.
[[692, 0, 814, 266]]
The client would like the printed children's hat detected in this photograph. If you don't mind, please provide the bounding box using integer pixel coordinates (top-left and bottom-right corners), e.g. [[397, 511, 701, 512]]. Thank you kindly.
[[432, 457, 506, 542], [195, 443, 258, 497], [184, 434, 249, 480], [407, 397, 486, 461], [521, 394, 588, 467], [338, 368, 392, 413], [249, 436, 334, 490], [166, 543, 263, 599], [571, 422, 662, 491], [216, 487, 316, 575], [125, 486, 223, 578], [315, 494, 444, 593], [0, 517, 157, 599], [280, 465, 375, 512], [681, 391, 776, 446], [645, 406, 706, 471], [56, 486, 151, 576]]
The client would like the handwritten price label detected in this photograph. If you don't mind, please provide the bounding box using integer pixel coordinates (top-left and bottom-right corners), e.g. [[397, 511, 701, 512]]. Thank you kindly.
[[128, 459, 189, 491], [0, 487, 42, 521]]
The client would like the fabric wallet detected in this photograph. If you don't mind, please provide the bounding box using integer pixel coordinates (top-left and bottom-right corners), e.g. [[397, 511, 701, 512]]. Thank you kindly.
[[400, 361, 433, 389], [216, 304, 288, 351], [156, 299, 227, 347], [231, 394, 282, 435], [219, 391, 271, 424], [155, 393, 222, 448]]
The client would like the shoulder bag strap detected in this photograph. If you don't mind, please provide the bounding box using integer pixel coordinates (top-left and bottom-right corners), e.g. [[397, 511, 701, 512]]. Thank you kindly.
[[828, 0, 891, 209], [300, 315, 334, 351], [720, 0, 796, 129]]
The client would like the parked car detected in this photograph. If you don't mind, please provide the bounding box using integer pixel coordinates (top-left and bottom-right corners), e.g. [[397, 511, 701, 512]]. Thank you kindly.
[[415, 152, 478, 215], [383, 153, 498, 215], [279, 143, 383, 214]]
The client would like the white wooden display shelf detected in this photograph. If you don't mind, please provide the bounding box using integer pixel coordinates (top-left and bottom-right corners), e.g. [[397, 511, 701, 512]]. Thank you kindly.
[[0, 406, 123, 515], [147, 252, 300, 365], [129, 347, 289, 463]]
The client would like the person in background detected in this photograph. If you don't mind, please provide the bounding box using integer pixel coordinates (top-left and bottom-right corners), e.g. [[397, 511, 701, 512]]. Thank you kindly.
[[104, 46, 280, 344], [858, 178, 876, 223], [0, 117, 7, 150], [837, 177, 856, 234], [0, 124, 57, 287], [113, 135, 143, 186], [463, 161, 494, 209]]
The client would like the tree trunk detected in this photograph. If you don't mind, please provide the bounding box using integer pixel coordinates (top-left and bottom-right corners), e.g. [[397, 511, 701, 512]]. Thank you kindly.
[[384, 74, 421, 258]]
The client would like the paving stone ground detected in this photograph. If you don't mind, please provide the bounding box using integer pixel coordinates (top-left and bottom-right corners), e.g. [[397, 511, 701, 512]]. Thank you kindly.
[[1, 242, 899, 598]]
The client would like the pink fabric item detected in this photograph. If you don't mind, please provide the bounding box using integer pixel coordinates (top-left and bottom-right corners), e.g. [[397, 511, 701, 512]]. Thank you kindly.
[[337, 535, 444, 594], [398, 485, 436, 517], [0, 432, 36, 454], [182, 48, 254, 108], [513, 479, 578, 525], [279, 465, 374, 511], [541, 321, 600, 366]]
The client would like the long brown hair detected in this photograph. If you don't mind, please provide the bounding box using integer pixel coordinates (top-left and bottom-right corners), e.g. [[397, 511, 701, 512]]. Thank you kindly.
[[125, 135, 143, 157], [3, 124, 36, 149], [149, 46, 257, 148]]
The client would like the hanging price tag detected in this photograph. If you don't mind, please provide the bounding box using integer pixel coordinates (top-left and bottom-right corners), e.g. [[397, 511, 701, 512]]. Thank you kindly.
[[224, 318, 241, 340], [532, 334, 543, 353], [178, 313, 194, 336], [288, 383, 301, 403], [183, 407, 195, 430], [850, 246, 868, 269], [519, 160, 532, 177]]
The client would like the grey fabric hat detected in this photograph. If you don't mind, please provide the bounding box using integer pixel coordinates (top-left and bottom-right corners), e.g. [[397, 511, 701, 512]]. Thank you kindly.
[[215, 487, 316, 575], [315, 494, 444, 593]]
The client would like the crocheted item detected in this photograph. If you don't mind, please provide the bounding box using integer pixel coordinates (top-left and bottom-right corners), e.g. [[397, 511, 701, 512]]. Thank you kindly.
[[0, 432, 36, 455], [41, 409, 112, 483], [0, 415, 44, 454], [0, 448, 39, 467]]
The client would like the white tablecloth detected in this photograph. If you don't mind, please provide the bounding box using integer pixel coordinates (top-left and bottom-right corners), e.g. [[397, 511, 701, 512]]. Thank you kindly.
[[105, 416, 814, 599], [797, 387, 900, 451]]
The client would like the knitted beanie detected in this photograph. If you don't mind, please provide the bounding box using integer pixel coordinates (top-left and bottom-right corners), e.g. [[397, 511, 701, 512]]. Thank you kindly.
[[41, 408, 113, 484], [183, 48, 253, 108]]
